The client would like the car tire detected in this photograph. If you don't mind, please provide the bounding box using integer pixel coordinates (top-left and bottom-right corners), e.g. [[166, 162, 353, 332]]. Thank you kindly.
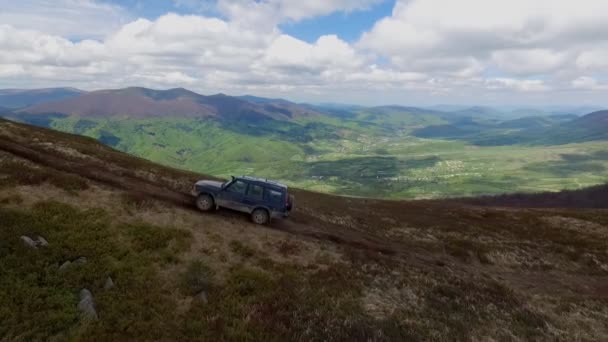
[[251, 208, 269, 225], [196, 194, 214, 212]]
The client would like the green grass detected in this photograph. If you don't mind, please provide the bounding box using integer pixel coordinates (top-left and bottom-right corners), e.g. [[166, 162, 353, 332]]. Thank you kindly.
[[0, 201, 414, 341], [1, 204, 384, 340], [179, 260, 215, 296], [0, 201, 193, 340]]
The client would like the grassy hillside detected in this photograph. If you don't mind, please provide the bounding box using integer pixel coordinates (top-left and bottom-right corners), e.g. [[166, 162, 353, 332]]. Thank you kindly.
[[1, 118, 608, 340]]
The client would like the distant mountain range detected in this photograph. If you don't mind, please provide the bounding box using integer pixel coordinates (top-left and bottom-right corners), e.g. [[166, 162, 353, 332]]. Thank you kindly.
[[2, 87, 604, 119], [1, 87, 607, 147], [0, 87, 84, 109], [15, 87, 320, 121], [427, 104, 605, 118], [413, 110, 608, 146]]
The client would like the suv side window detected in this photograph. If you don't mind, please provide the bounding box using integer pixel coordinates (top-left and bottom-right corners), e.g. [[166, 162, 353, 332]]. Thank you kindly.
[[247, 184, 264, 200], [265, 188, 283, 204], [226, 180, 248, 194]]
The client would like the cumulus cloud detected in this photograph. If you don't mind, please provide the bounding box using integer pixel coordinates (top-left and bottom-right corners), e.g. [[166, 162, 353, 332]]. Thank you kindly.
[[0, 10, 371, 92], [0, 64, 26, 78], [217, 0, 382, 26], [0, 0, 130, 39], [485, 78, 548, 92], [572, 77, 608, 90], [0, 25, 106, 67], [358, 0, 608, 90], [105, 14, 271, 69], [576, 47, 608, 71], [1, 0, 608, 104], [261, 34, 364, 73], [491, 49, 568, 75]]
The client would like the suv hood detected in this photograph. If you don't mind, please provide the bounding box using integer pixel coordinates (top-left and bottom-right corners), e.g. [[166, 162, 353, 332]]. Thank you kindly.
[[196, 180, 224, 190]]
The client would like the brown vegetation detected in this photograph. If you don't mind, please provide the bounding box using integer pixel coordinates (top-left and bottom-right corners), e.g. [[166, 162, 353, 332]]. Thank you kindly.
[[461, 183, 608, 208]]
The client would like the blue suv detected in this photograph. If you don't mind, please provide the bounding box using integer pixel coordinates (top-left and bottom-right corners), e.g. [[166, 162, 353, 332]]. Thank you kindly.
[[192, 176, 294, 224]]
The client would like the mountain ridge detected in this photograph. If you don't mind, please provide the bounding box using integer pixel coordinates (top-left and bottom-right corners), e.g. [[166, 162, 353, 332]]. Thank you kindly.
[[0, 87, 85, 109], [17, 87, 322, 121]]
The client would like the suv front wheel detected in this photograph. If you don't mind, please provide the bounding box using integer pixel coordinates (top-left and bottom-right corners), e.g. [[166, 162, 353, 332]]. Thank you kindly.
[[196, 194, 214, 211], [251, 208, 269, 225]]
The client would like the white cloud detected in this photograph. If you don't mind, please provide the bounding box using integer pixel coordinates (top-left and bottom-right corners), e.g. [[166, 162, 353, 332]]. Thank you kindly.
[[485, 78, 548, 92], [1, 0, 608, 105], [576, 48, 608, 71], [0, 64, 26, 77], [0, 25, 106, 67], [358, 0, 608, 82], [0, 0, 130, 39], [572, 76, 608, 90], [261, 34, 363, 73], [491, 49, 568, 75], [217, 0, 382, 26], [0, 11, 367, 92], [135, 71, 197, 85]]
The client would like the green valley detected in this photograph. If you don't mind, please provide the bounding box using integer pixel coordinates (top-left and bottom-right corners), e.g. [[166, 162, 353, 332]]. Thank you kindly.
[[47, 114, 608, 199]]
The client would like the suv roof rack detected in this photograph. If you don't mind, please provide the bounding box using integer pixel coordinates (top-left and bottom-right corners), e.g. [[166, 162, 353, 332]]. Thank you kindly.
[[237, 175, 287, 189]]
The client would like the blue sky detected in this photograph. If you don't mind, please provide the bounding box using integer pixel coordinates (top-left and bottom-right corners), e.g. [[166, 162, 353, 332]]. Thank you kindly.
[[279, 2, 394, 43], [1, 0, 607, 106], [101, 0, 395, 43], [100, 0, 202, 18]]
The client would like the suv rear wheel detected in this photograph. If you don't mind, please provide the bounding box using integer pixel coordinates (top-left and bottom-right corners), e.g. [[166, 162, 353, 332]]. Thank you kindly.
[[251, 208, 269, 225], [196, 194, 214, 211]]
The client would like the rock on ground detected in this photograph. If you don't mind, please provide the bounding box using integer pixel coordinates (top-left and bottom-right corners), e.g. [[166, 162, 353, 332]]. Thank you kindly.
[[73, 257, 87, 265], [20, 236, 37, 249], [35, 236, 49, 247], [195, 291, 208, 304], [58, 257, 87, 271], [78, 289, 99, 320], [104, 277, 115, 290], [58, 261, 72, 271]]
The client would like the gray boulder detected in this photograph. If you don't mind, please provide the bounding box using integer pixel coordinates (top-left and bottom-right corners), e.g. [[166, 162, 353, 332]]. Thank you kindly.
[[20, 236, 37, 249], [104, 277, 115, 290], [58, 257, 87, 271], [58, 261, 72, 271], [195, 291, 208, 304], [73, 257, 87, 266], [77, 289, 99, 320], [35, 236, 49, 247]]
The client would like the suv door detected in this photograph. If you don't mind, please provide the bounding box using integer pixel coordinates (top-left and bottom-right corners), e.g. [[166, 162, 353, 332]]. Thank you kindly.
[[243, 183, 265, 213], [216, 179, 249, 212]]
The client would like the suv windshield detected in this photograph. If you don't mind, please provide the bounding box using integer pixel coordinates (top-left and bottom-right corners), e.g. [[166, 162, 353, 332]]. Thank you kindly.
[[226, 180, 247, 194]]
